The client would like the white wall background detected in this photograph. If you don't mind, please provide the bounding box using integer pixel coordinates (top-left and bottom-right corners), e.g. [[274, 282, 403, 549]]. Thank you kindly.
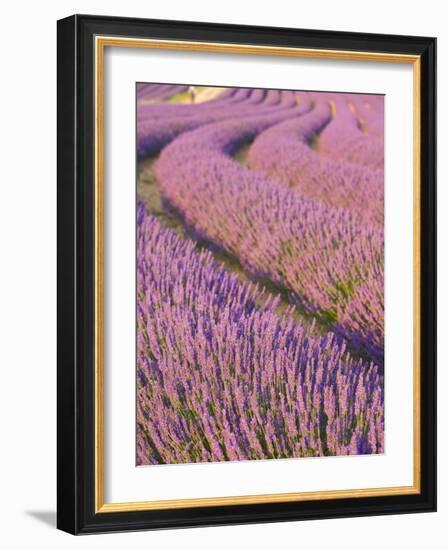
[[0, 1, 443, 547]]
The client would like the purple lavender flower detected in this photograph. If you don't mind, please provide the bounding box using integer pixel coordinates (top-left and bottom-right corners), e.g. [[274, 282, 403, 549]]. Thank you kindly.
[[136, 205, 384, 464], [136, 86, 385, 465]]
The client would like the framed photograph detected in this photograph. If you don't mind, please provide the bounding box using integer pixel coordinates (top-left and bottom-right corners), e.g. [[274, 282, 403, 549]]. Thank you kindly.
[[57, 14, 436, 534]]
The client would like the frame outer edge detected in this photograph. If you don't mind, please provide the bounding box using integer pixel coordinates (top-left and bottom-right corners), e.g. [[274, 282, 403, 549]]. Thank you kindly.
[[57, 14, 437, 534], [432, 38, 437, 513], [57, 14, 79, 535], [422, 37, 437, 512]]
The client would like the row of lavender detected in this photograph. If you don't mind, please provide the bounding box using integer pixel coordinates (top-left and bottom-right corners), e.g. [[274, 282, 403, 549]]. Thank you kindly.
[[137, 203, 384, 464], [247, 95, 384, 222], [137, 87, 300, 160], [137, 83, 188, 102], [136, 84, 385, 463], [154, 92, 384, 364]]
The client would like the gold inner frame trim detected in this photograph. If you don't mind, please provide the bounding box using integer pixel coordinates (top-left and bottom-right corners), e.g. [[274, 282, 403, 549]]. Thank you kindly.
[[94, 35, 421, 513]]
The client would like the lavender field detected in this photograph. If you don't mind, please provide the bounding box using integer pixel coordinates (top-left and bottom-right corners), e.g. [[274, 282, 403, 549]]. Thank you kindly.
[[136, 84, 385, 465]]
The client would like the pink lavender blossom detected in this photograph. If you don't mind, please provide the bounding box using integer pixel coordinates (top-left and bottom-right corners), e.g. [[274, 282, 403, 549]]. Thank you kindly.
[[136, 83, 189, 102], [154, 102, 384, 364], [247, 96, 384, 223], [137, 205, 384, 464], [136, 85, 385, 465]]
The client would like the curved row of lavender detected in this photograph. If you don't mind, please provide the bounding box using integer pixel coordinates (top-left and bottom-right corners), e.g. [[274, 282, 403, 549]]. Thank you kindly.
[[246, 96, 384, 223], [154, 100, 384, 364], [136, 83, 189, 102], [136, 84, 385, 465], [137, 203, 384, 464], [344, 93, 385, 139], [318, 94, 384, 170], [137, 87, 300, 160]]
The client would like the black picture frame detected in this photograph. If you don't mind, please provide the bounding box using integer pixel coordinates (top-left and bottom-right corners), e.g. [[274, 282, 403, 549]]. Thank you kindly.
[[57, 14, 436, 534]]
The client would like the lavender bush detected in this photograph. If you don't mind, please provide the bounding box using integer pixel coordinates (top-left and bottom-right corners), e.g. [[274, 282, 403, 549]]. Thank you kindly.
[[247, 97, 384, 223], [137, 204, 384, 464], [137, 83, 189, 102], [154, 105, 384, 364], [137, 88, 301, 159], [136, 85, 385, 465], [318, 94, 384, 170]]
